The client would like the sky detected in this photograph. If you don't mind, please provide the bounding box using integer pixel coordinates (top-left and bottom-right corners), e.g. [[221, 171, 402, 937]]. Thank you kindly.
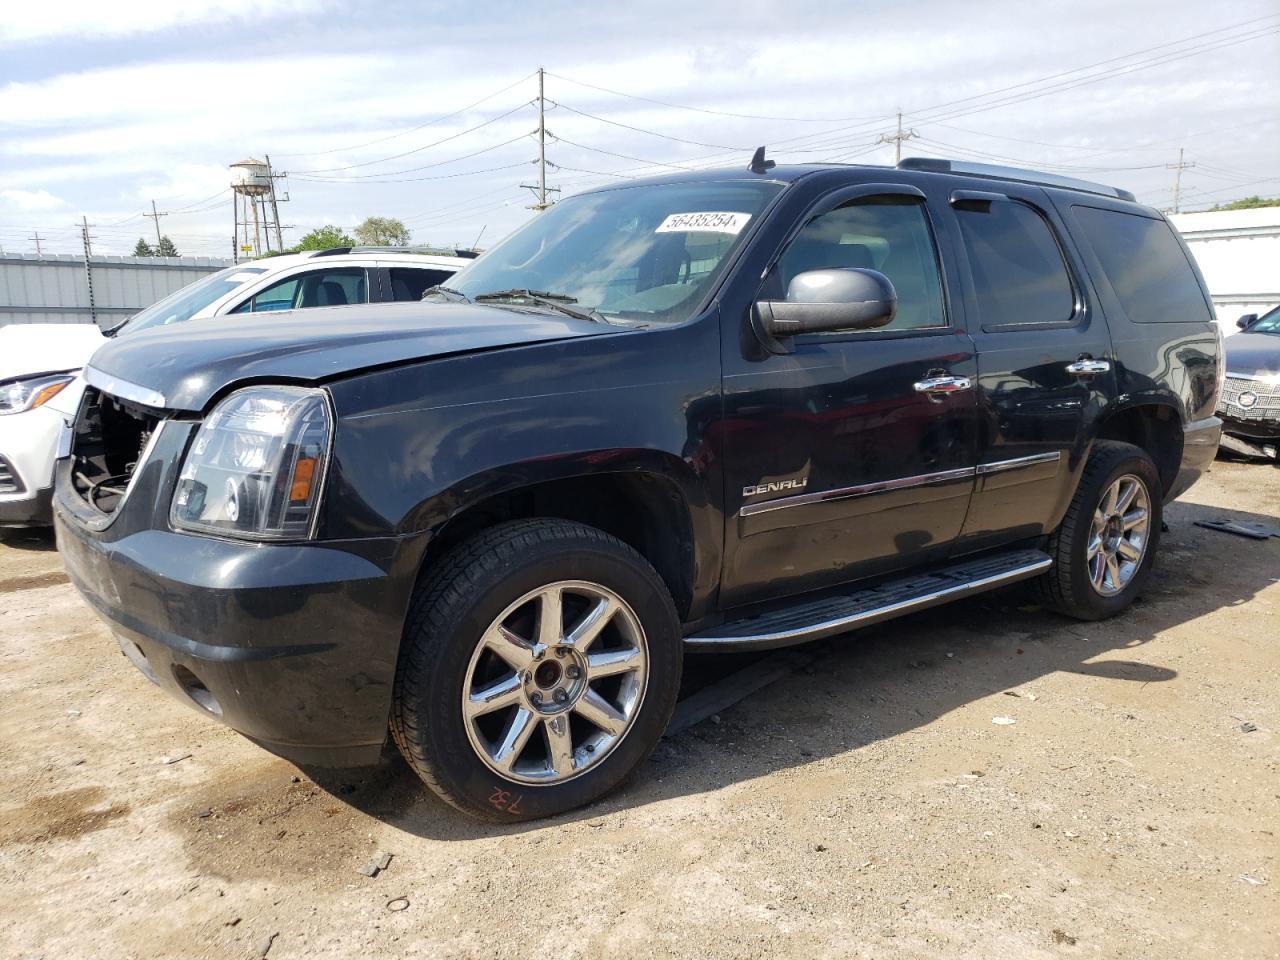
[[1, 0, 1277, 259]]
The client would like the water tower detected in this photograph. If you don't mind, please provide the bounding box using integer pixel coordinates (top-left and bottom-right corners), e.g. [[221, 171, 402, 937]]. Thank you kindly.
[[231, 157, 285, 261]]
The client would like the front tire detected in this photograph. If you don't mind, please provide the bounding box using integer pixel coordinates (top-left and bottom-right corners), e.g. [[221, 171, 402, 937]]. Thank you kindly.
[[1034, 440, 1162, 621], [391, 519, 681, 821]]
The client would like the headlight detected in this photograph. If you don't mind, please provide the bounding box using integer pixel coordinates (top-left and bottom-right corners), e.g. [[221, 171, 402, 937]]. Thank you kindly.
[[171, 386, 332, 541], [0, 373, 74, 416]]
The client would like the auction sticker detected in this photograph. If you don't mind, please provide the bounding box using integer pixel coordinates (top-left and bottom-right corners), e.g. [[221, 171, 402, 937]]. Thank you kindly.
[[655, 212, 752, 235]]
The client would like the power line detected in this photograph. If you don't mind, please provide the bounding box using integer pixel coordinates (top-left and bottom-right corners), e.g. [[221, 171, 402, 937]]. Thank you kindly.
[[292, 102, 533, 175], [274, 71, 537, 158], [545, 71, 883, 123], [290, 134, 529, 182], [550, 101, 753, 151]]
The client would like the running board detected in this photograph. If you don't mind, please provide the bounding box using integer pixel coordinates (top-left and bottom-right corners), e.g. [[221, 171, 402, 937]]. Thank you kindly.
[[685, 549, 1052, 651]]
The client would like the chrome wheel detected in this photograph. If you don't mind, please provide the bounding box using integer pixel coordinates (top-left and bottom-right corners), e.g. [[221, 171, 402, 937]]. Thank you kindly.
[[1087, 474, 1151, 597], [461, 580, 649, 785]]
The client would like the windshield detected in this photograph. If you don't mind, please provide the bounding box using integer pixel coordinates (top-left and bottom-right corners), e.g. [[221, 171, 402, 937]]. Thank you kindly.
[[447, 180, 784, 324], [117, 265, 269, 335], [1248, 305, 1280, 334]]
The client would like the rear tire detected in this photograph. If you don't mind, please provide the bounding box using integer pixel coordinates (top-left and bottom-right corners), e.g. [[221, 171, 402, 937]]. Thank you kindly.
[[391, 519, 681, 821], [1033, 440, 1162, 621]]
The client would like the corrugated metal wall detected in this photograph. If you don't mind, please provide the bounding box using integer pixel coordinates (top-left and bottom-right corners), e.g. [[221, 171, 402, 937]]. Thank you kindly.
[[0, 253, 233, 327]]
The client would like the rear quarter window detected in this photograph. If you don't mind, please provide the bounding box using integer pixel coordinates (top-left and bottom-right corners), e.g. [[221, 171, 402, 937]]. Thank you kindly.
[[1071, 206, 1212, 324]]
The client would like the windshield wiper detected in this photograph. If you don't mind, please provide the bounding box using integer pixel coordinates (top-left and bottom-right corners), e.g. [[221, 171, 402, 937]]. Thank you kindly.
[[473, 289, 605, 323], [422, 285, 470, 303]]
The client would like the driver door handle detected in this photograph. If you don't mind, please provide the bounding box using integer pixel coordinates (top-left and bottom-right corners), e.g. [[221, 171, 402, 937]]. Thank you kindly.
[[1066, 358, 1111, 376], [913, 375, 972, 395]]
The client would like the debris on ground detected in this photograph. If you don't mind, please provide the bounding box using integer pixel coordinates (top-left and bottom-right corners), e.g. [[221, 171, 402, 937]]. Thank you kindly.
[[386, 897, 410, 912], [992, 716, 1017, 726], [1052, 929, 1078, 945], [161, 753, 192, 765], [1240, 721, 1258, 733], [1238, 874, 1266, 886], [256, 932, 278, 957], [358, 851, 393, 877], [66, 708, 81, 718], [1195, 519, 1280, 540]]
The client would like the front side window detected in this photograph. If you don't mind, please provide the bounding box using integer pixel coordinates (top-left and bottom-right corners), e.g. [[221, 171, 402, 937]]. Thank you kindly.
[[1250, 305, 1280, 334], [1071, 206, 1213, 325], [447, 181, 784, 324], [955, 200, 1075, 328], [765, 196, 947, 331], [234, 268, 368, 313]]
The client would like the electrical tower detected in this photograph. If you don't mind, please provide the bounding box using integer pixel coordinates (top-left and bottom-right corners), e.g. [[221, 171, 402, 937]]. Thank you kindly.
[[521, 67, 560, 211], [144, 199, 168, 250], [877, 110, 919, 164], [29, 231, 43, 255], [1166, 147, 1195, 214]]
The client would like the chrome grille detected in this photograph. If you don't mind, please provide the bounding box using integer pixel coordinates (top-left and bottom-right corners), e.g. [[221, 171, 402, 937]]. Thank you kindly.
[[1218, 375, 1280, 421], [0, 455, 22, 494]]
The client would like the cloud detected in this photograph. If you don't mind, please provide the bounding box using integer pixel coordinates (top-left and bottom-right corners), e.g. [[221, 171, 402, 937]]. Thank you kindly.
[[0, 0, 329, 45], [0, 188, 67, 210]]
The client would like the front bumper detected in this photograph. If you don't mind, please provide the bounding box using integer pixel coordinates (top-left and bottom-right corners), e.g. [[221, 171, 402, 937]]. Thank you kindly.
[[0, 405, 65, 527], [1164, 416, 1222, 503], [54, 455, 425, 766]]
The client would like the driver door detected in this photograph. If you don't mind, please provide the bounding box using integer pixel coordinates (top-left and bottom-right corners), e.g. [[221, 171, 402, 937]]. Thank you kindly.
[[719, 184, 979, 607]]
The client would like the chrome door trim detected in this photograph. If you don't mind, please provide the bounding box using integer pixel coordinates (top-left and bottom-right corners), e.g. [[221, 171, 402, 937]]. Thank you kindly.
[[975, 451, 1061, 476], [913, 375, 972, 395], [84, 365, 167, 409], [740, 466, 974, 518]]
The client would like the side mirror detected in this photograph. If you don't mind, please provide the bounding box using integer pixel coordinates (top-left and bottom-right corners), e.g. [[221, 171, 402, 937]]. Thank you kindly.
[[754, 268, 897, 339], [1237, 313, 1258, 330]]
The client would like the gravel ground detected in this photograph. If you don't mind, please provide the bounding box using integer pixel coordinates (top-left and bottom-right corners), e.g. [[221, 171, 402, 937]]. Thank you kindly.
[[1, 459, 1276, 960]]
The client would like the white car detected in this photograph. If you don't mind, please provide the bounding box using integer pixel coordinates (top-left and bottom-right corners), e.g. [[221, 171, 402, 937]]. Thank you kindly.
[[0, 247, 471, 528]]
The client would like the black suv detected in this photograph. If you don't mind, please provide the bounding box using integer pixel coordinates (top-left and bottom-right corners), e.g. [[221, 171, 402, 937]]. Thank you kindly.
[[54, 158, 1222, 820]]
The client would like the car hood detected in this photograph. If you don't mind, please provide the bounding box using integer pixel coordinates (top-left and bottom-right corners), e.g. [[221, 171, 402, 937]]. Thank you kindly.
[[0, 322, 105, 383], [1224, 331, 1280, 378], [84, 301, 612, 412]]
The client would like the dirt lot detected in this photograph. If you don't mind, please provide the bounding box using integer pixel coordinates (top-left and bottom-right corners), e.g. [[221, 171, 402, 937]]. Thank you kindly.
[[1, 460, 1276, 960]]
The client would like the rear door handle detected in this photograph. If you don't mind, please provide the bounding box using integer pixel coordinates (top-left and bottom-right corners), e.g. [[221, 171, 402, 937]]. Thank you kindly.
[[913, 375, 972, 395], [1066, 359, 1111, 376]]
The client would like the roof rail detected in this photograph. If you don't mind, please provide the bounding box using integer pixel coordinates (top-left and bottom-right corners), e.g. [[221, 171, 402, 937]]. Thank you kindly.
[[898, 157, 1136, 203], [307, 245, 478, 259]]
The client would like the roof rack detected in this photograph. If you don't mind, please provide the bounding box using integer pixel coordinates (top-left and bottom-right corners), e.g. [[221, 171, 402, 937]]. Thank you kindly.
[[898, 157, 1136, 203], [307, 245, 480, 259]]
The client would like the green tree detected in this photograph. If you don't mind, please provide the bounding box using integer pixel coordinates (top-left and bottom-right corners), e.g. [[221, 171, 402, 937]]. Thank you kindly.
[[295, 225, 356, 251], [1209, 196, 1280, 211], [132, 238, 154, 257], [156, 236, 179, 257], [354, 216, 411, 247]]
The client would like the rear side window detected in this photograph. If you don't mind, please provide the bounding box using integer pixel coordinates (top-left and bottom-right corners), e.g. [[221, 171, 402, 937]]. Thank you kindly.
[[389, 268, 454, 302], [955, 200, 1075, 328], [1071, 206, 1212, 324]]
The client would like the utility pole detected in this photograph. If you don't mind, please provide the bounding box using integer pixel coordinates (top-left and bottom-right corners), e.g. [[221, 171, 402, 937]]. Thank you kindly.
[[1166, 147, 1196, 214], [265, 154, 286, 251], [521, 67, 560, 211], [79, 215, 97, 325], [29, 231, 43, 256], [877, 110, 919, 164], [144, 199, 168, 250]]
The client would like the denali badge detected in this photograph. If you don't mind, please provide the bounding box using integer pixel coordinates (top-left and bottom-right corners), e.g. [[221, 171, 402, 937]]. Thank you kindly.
[[743, 477, 809, 498]]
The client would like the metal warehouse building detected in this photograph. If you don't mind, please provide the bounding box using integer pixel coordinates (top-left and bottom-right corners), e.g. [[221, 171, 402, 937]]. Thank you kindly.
[[0, 253, 232, 328], [1170, 208, 1280, 331]]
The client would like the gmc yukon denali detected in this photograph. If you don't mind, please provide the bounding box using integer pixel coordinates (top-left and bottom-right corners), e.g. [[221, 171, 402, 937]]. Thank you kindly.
[[54, 157, 1223, 820]]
